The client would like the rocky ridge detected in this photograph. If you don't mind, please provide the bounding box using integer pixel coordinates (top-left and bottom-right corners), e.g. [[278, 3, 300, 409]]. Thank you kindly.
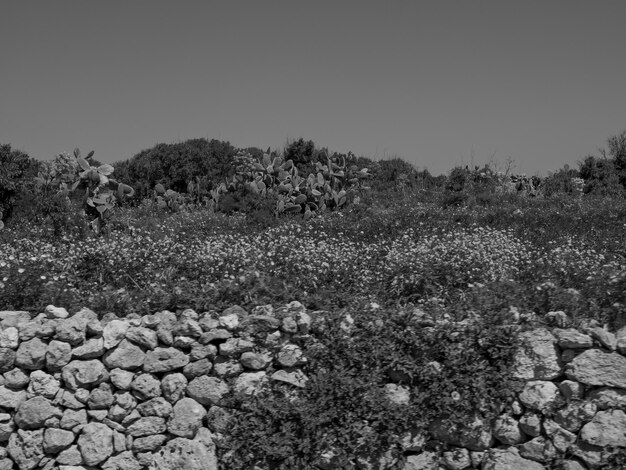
[[0, 303, 624, 469]]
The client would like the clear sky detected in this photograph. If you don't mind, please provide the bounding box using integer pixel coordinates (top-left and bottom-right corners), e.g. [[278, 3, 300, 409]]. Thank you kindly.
[[2, 1, 625, 176]]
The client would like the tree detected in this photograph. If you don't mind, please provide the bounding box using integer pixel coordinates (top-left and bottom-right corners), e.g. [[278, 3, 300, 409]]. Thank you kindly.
[[0, 144, 40, 222]]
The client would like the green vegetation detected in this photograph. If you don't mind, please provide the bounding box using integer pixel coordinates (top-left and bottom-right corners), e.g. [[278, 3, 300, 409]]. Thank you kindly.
[[2, 131, 626, 468]]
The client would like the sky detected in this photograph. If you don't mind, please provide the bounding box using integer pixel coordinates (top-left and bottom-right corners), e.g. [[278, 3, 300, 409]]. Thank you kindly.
[[1, 1, 625, 176]]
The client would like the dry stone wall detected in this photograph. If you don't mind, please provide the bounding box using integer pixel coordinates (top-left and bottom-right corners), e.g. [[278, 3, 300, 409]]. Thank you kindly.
[[0, 303, 625, 470]]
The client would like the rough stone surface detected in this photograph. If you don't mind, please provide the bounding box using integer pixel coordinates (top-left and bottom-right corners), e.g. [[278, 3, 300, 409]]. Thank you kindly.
[[103, 339, 146, 370], [493, 414, 525, 445], [151, 437, 218, 470], [566, 349, 626, 388], [0, 347, 16, 373], [46, 340, 72, 370], [0, 386, 27, 409], [62, 360, 108, 390], [125, 327, 158, 350], [512, 328, 561, 380], [43, 428, 75, 453], [15, 396, 62, 430], [554, 329, 593, 349], [130, 373, 161, 400], [7, 429, 45, 470], [15, 337, 47, 370], [144, 347, 189, 373], [103, 320, 129, 349], [579, 409, 626, 447], [77, 422, 113, 466], [161, 372, 188, 403], [482, 448, 545, 470], [587, 387, 626, 410], [187, 376, 230, 406], [518, 380, 560, 411], [168, 397, 207, 438]]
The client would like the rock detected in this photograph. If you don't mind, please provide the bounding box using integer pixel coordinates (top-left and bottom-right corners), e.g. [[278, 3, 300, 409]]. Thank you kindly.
[[28, 370, 60, 398], [126, 417, 166, 437], [136, 397, 172, 418], [553, 329, 593, 349], [277, 344, 306, 367], [172, 319, 202, 338], [566, 349, 626, 388], [45, 305, 69, 319], [240, 351, 272, 370], [3, 368, 29, 389], [271, 369, 309, 388], [519, 436, 557, 463], [0, 327, 19, 348], [518, 380, 560, 412], [109, 368, 134, 390], [103, 339, 146, 370], [161, 372, 188, 403], [239, 315, 281, 336], [173, 335, 195, 348], [125, 327, 158, 350], [88, 409, 108, 421], [102, 320, 129, 349], [403, 451, 439, 469], [233, 371, 269, 396], [559, 380, 583, 402], [580, 409, 626, 447], [55, 444, 83, 465], [87, 384, 114, 409], [558, 460, 587, 470], [384, 383, 410, 405], [0, 386, 26, 409], [144, 347, 189, 373], [218, 312, 240, 331], [130, 373, 161, 400], [481, 447, 545, 470], [219, 338, 255, 357], [54, 317, 87, 346], [0, 311, 31, 328], [78, 422, 113, 466], [205, 406, 232, 433], [512, 328, 561, 380], [8, 429, 45, 470], [189, 343, 217, 361], [15, 397, 62, 429], [61, 360, 108, 390], [588, 327, 617, 351], [60, 409, 87, 430], [15, 337, 47, 370], [151, 437, 218, 470], [616, 326, 626, 355], [183, 359, 212, 379], [71, 338, 105, 359], [168, 397, 207, 438], [0, 348, 15, 373], [543, 419, 577, 452], [43, 428, 75, 453], [101, 451, 142, 470], [212, 357, 243, 377], [282, 316, 298, 333], [429, 417, 493, 451], [132, 434, 168, 452], [46, 340, 72, 370], [569, 442, 604, 469], [54, 390, 85, 410], [587, 387, 626, 410], [199, 329, 232, 344], [442, 448, 471, 470], [187, 376, 230, 406], [555, 402, 597, 432], [493, 414, 525, 445]]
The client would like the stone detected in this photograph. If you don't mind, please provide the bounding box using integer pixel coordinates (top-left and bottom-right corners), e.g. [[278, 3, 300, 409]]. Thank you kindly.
[[383, 383, 410, 406], [0, 327, 19, 348], [130, 373, 161, 400], [125, 327, 158, 350], [71, 338, 105, 359], [189, 343, 217, 361], [0, 386, 27, 409], [109, 368, 134, 390], [580, 409, 626, 447], [78, 422, 113, 466], [442, 448, 471, 469], [3, 367, 29, 389], [403, 451, 439, 469], [277, 344, 306, 367], [212, 357, 243, 377], [136, 397, 172, 418], [60, 409, 87, 430], [519, 436, 557, 463], [0, 348, 15, 373], [102, 320, 129, 349], [234, 371, 269, 396], [205, 406, 232, 433], [481, 448, 545, 470], [161, 372, 188, 403], [168, 397, 207, 438], [183, 358, 212, 378], [46, 340, 72, 370], [55, 445, 83, 465], [43, 428, 75, 453], [199, 329, 232, 344], [144, 347, 189, 373], [172, 319, 202, 338], [127, 417, 167, 437], [271, 369, 309, 387], [132, 434, 168, 452], [559, 380, 583, 402], [493, 414, 525, 445], [429, 417, 493, 451], [0, 311, 31, 328], [8, 429, 45, 470], [87, 384, 114, 409], [558, 461, 587, 470], [45, 305, 70, 319], [187, 376, 230, 406], [53, 390, 84, 409], [240, 351, 272, 369], [15, 396, 62, 429], [151, 437, 218, 470], [239, 315, 281, 336], [543, 419, 577, 452], [587, 387, 626, 410], [588, 327, 617, 351], [103, 339, 146, 370], [282, 316, 298, 333], [0, 419, 14, 443], [173, 335, 195, 348], [61, 360, 108, 390], [28, 370, 60, 398], [54, 317, 87, 346], [518, 380, 560, 412], [88, 409, 108, 421], [101, 451, 142, 470], [15, 337, 47, 370], [569, 442, 604, 469], [512, 328, 561, 380], [219, 338, 255, 357], [219, 313, 239, 330], [566, 349, 626, 388], [553, 328, 593, 349], [555, 401, 597, 432], [616, 326, 626, 355]]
